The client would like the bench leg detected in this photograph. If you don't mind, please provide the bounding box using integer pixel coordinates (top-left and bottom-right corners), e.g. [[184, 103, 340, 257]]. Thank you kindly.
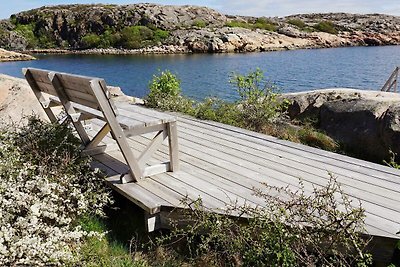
[[167, 121, 179, 171]]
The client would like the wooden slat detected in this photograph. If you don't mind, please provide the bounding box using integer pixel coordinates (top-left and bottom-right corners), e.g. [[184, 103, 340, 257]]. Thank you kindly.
[[35, 80, 58, 96], [116, 102, 176, 123], [23, 68, 57, 122], [56, 73, 96, 95]]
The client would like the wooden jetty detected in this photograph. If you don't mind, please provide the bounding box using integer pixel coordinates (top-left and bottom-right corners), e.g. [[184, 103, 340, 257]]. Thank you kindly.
[[23, 68, 400, 262]]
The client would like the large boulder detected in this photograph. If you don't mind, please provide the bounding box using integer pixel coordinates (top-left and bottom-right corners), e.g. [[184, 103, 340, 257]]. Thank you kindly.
[[284, 89, 400, 162]]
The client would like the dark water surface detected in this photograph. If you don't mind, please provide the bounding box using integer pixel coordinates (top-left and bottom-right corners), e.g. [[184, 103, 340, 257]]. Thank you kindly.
[[1, 46, 399, 101]]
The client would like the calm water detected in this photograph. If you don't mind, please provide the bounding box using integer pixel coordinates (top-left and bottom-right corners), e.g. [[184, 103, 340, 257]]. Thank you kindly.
[[1, 46, 399, 101]]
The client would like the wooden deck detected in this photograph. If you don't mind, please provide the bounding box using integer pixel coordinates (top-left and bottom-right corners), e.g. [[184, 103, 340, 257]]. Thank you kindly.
[[88, 103, 400, 241]]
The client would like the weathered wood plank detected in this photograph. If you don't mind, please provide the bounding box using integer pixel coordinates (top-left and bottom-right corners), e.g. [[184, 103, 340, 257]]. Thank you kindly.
[[176, 123, 400, 207], [179, 116, 400, 181], [90, 80, 143, 182], [116, 102, 176, 123]]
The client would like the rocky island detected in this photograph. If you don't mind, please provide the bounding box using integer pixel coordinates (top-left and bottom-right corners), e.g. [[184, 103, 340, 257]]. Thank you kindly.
[[0, 3, 399, 55]]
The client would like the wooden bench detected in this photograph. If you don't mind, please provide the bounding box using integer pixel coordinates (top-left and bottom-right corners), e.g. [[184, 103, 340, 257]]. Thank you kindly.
[[23, 68, 179, 183]]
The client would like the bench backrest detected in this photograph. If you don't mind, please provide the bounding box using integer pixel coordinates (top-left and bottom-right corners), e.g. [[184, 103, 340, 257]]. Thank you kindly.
[[23, 68, 112, 111]]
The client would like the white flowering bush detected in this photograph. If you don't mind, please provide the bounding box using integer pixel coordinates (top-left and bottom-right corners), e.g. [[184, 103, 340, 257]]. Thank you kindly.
[[0, 117, 112, 266]]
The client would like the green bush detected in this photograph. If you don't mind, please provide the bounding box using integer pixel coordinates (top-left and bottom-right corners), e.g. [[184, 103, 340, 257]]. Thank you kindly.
[[82, 33, 102, 48], [313, 21, 338, 34], [152, 176, 371, 266], [287, 19, 306, 28], [192, 20, 207, 28], [145, 70, 193, 112], [153, 29, 169, 43], [230, 68, 289, 131], [119, 26, 154, 49]]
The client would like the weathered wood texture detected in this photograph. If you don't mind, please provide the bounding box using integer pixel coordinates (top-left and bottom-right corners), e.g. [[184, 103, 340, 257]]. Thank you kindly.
[[89, 104, 400, 241], [23, 68, 179, 183]]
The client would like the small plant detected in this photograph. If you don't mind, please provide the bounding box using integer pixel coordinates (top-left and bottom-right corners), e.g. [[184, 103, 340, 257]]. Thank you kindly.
[[313, 20, 338, 34], [151, 176, 371, 266], [384, 151, 400, 169]]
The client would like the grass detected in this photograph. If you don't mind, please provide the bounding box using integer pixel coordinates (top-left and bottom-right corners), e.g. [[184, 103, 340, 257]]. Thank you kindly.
[[78, 193, 148, 266]]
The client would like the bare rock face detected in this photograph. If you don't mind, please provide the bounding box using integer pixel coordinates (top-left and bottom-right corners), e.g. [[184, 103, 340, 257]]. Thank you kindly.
[[0, 74, 46, 125], [285, 89, 400, 161]]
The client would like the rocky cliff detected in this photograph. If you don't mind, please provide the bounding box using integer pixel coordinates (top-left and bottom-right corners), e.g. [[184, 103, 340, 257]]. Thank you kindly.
[[0, 4, 399, 53]]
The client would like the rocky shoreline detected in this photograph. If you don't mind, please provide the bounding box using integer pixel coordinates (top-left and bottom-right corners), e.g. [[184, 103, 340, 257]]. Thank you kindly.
[[0, 4, 399, 55], [0, 48, 35, 62]]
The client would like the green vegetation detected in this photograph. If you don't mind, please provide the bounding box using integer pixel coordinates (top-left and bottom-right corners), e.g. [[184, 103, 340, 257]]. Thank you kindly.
[[192, 19, 207, 28], [82, 33, 102, 49], [226, 18, 278, 32], [14, 23, 37, 48], [313, 20, 339, 34], [145, 68, 338, 151], [81, 26, 169, 49], [151, 176, 371, 266], [287, 18, 306, 28]]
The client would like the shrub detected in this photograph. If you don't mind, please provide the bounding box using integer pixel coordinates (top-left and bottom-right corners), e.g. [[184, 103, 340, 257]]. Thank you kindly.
[[230, 68, 289, 131], [0, 117, 112, 266], [152, 176, 371, 266], [153, 29, 169, 43], [192, 20, 207, 28], [82, 33, 102, 49], [314, 21, 338, 34], [119, 26, 154, 49], [145, 70, 193, 112], [287, 19, 306, 29], [254, 18, 278, 31]]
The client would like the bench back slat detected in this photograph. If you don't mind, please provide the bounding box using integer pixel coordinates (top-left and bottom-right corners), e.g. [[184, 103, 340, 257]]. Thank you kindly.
[[25, 68, 110, 111]]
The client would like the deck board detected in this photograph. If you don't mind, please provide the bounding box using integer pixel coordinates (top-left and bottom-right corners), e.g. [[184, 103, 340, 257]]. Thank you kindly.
[[88, 106, 400, 239]]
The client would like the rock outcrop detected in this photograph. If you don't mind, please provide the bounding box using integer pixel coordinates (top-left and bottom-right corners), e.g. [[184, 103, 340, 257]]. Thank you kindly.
[[0, 74, 46, 125], [0, 48, 35, 62], [0, 4, 399, 53], [285, 89, 400, 161]]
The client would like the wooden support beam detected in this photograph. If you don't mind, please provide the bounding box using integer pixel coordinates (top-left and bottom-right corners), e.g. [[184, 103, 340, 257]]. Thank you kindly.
[[86, 123, 110, 150], [90, 80, 142, 182], [167, 121, 179, 171], [143, 162, 170, 177], [138, 130, 167, 168]]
